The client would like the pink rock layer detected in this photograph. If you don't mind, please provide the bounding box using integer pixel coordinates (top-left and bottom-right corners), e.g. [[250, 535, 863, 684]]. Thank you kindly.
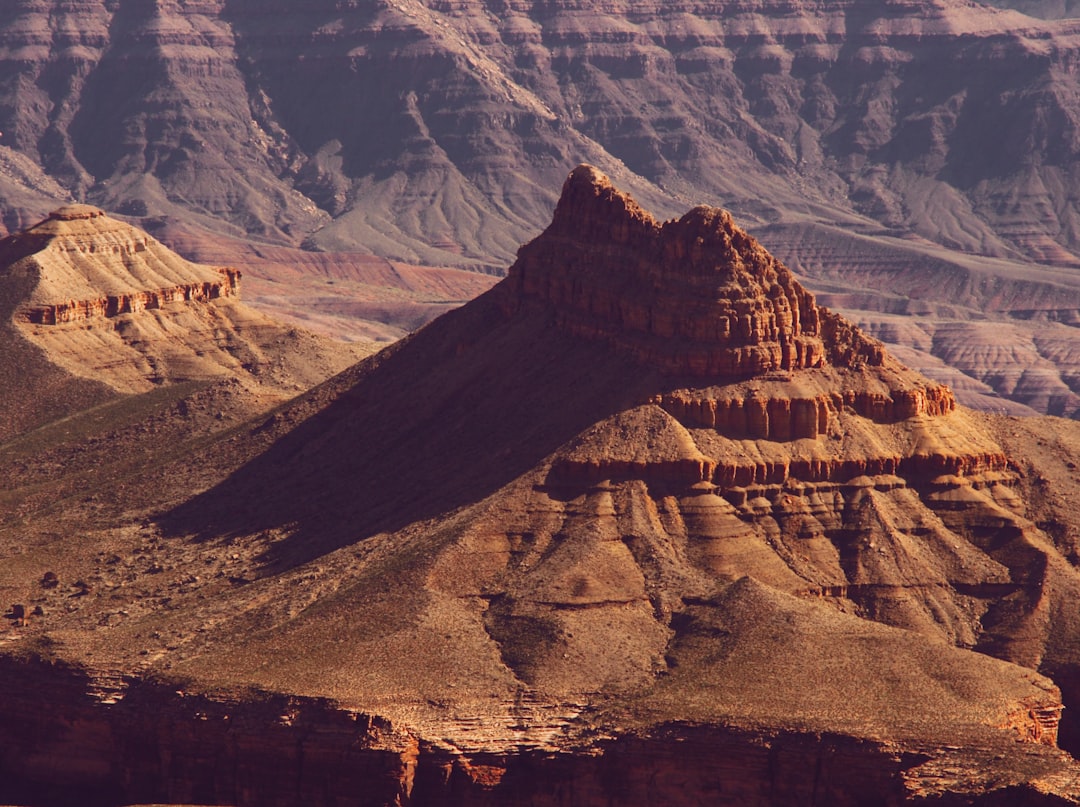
[[657, 384, 956, 441]]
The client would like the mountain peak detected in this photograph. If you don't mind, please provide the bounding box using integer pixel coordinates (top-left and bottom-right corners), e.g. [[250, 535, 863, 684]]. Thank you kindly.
[[505, 164, 885, 378], [548, 164, 658, 238], [48, 204, 106, 222]]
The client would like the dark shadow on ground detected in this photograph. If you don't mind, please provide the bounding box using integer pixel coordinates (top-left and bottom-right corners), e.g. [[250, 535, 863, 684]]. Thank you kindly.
[[158, 289, 674, 570]]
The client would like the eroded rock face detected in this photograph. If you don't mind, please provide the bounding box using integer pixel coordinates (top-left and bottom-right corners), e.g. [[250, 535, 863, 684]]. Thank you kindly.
[[16, 207, 242, 323], [3, 168, 1080, 805], [503, 165, 888, 379], [2, 0, 1080, 269], [20, 271, 240, 325], [10, 0, 1080, 419]]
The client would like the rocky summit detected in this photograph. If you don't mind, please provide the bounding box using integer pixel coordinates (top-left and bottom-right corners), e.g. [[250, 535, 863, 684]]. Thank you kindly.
[[504, 165, 868, 379], [0, 204, 372, 439], [5, 168, 1080, 805], [10, 1, 1080, 417]]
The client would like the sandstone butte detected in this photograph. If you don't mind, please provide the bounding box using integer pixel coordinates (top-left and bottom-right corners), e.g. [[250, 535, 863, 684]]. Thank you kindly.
[[7, 168, 1080, 805], [0, 203, 372, 439]]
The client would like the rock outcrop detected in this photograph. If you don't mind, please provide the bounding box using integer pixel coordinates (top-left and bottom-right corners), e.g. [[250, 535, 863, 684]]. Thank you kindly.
[[8, 1, 1080, 417], [3, 167, 1080, 805], [20, 269, 239, 324], [505, 166, 954, 432], [0, 205, 372, 437], [502, 165, 886, 379], [9, 205, 243, 324]]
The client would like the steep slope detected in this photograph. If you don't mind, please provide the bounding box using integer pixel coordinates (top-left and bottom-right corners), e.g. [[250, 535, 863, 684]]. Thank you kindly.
[[4, 0, 1080, 268], [3, 166, 1080, 804], [0, 0, 326, 242], [8, 0, 1080, 421], [0, 204, 372, 438]]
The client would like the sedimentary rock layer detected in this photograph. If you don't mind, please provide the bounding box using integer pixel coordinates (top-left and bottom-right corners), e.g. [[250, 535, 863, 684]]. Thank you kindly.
[[3, 166, 1080, 805], [20, 269, 240, 324], [9, 1, 1080, 417], [4, 0, 1080, 270], [0, 205, 371, 418], [656, 382, 956, 439], [0, 653, 1067, 807], [502, 165, 888, 378]]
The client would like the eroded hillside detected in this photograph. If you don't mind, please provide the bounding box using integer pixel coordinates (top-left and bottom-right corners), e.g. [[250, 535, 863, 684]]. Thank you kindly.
[[3, 168, 1080, 804]]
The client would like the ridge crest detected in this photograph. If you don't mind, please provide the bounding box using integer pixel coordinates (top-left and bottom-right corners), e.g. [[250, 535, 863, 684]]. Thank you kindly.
[[504, 164, 885, 378]]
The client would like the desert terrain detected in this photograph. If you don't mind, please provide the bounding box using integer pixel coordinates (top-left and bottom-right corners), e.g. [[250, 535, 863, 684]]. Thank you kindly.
[[5, 1, 1080, 805], [5, 1, 1080, 414], [1, 167, 1080, 804]]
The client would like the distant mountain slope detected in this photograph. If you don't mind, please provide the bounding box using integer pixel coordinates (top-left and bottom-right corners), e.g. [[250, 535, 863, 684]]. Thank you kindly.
[[8, 1, 1080, 417], [2, 0, 1080, 269], [141, 216, 498, 344]]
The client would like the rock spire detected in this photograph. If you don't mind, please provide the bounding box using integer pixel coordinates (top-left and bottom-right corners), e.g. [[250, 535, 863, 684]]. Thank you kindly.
[[503, 164, 885, 378]]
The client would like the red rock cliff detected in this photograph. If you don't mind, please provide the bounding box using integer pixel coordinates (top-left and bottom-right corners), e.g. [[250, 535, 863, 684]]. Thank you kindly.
[[20, 268, 241, 325], [502, 165, 886, 378]]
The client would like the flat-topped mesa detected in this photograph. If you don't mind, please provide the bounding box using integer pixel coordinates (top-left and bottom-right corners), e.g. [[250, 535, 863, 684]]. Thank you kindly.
[[48, 204, 107, 222], [502, 165, 886, 378], [1, 206, 242, 326]]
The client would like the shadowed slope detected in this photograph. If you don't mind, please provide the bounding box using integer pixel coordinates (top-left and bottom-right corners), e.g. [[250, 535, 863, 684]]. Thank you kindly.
[[4, 167, 1080, 804], [160, 165, 934, 563]]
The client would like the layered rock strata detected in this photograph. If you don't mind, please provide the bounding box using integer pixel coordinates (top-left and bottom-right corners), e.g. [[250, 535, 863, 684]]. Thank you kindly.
[[503, 166, 889, 379], [9, 206, 242, 324], [21, 269, 240, 325], [4, 0, 1080, 271], [9, 0, 1080, 419], [0, 205, 371, 404], [0, 655, 1066, 807], [3, 205, 241, 309], [2, 167, 1080, 805], [656, 383, 957, 440]]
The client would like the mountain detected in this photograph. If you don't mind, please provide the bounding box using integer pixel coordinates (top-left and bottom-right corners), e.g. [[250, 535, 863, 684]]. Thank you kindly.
[[4, 166, 1080, 804], [1, 0, 1079, 267], [6, 0, 1080, 421], [983, 1, 1080, 18], [0, 203, 372, 439]]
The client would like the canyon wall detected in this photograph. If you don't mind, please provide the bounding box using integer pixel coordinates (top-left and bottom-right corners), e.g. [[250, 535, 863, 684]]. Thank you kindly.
[[3, 166, 1080, 805], [8, 2, 1080, 415], [0, 655, 1065, 807], [1, 0, 1080, 269]]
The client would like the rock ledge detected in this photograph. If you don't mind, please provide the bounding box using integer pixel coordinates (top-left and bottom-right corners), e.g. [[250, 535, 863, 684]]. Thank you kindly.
[[503, 165, 887, 379]]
